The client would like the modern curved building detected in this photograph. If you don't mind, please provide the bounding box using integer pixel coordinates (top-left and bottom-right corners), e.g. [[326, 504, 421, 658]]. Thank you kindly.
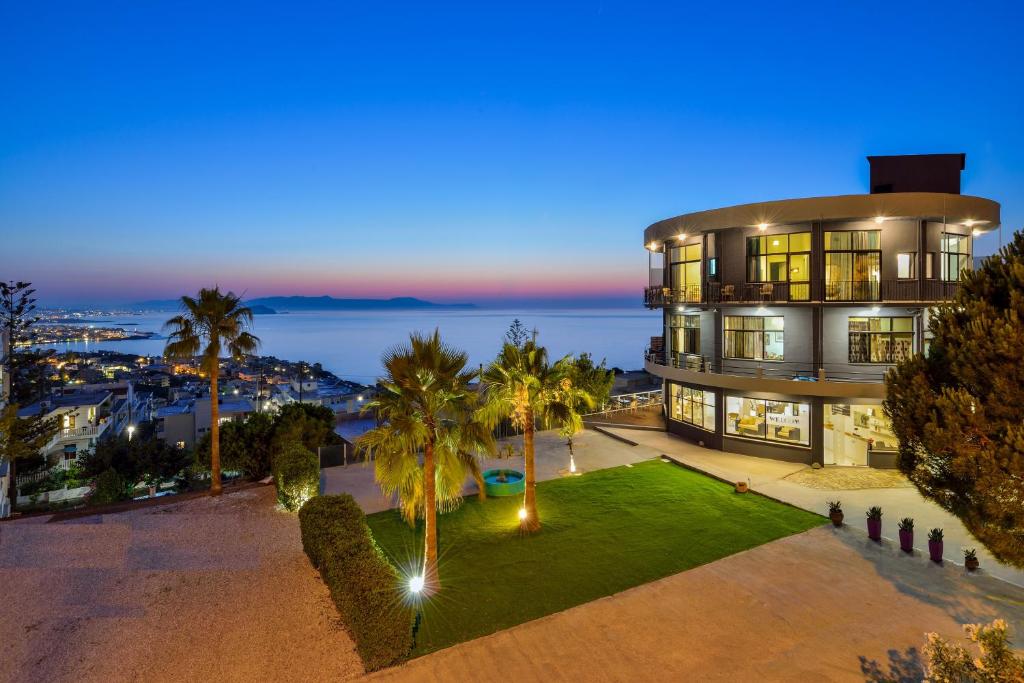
[[643, 154, 1000, 468]]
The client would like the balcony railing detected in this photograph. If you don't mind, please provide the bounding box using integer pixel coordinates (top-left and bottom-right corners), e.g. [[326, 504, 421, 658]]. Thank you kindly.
[[646, 350, 895, 384], [645, 280, 963, 306]]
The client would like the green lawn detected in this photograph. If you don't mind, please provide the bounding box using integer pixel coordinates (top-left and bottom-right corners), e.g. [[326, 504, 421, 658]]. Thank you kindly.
[[366, 459, 823, 656]]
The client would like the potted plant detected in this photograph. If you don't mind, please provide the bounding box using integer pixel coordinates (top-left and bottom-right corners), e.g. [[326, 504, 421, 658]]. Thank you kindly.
[[928, 528, 944, 563], [898, 517, 914, 553], [735, 480, 748, 493], [827, 500, 844, 527], [866, 506, 883, 541], [964, 548, 980, 571]]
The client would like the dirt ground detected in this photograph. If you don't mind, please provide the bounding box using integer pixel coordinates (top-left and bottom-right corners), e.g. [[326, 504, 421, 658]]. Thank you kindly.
[[0, 486, 364, 683]]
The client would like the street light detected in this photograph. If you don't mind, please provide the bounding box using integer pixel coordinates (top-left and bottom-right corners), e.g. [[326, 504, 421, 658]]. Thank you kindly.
[[127, 425, 135, 441]]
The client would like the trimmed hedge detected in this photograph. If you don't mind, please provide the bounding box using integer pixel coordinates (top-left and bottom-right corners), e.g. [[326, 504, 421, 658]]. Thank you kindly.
[[299, 495, 413, 670], [272, 441, 319, 511]]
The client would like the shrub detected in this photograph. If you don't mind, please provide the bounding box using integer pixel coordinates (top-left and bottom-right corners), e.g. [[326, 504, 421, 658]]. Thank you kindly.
[[866, 506, 882, 520], [299, 495, 413, 670], [272, 441, 319, 512], [898, 517, 914, 532], [90, 468, 132, 505]]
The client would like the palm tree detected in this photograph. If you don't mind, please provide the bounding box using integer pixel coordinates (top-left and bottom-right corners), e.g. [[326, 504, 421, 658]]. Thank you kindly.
[[358, 331, 494, 593], [163, 287, 260, 495], [479, 340, 593, 532]]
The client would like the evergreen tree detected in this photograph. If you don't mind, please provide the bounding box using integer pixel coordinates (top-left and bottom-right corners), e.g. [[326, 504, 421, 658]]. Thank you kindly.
[[884, 232, 1024, 567]]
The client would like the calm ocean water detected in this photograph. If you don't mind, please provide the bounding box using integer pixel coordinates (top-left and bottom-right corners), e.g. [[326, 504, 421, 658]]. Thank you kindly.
[[36, 308, 657, 384]]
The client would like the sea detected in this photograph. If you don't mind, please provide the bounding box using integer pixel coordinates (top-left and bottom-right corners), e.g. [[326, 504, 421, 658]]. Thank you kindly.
[[34, 308, 658, 385]]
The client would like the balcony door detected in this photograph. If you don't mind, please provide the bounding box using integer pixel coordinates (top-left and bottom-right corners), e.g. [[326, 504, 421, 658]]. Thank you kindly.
[[824, 230, 880, 301]]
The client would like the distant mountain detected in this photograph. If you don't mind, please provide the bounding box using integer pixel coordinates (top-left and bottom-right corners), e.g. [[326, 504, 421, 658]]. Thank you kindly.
[[131, 296, 473, 312], [247, 296, 475, 311]]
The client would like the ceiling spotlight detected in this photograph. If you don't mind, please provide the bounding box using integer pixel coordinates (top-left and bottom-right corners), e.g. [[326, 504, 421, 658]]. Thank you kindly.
[[758, 223, 768, 231], [972, 229, 981, 237], [874, 216, 885, 224], [647, 242, 659, 251], [964, 219, 975, 227], [677, 233, 687, 241]]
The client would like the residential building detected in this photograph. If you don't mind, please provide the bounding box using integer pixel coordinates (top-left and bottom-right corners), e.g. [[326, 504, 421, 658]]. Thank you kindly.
[[643, 153, 999, 468], [272, 376, 371, 419], [155, 396, 255, 449], [17, 390, 116, 467]]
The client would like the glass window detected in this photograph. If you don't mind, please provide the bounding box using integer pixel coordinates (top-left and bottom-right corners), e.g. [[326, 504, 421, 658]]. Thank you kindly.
[[746, 232, 811, 300], [824, 230, 881, 301], [670, 243, 702, 302], [823, 403, 898, 466], [723, 316, 784, 360], [725, 395, 809, 446], [669, 383, 716, 431], [848, 317, 914, 363], [940, 232, 971, 281], [669, 314, 701, 367], [897, 253, 915, 279]]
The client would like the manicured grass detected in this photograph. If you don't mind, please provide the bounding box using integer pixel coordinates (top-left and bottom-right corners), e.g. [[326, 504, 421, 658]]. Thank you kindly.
[[366, 459, 823, 656]]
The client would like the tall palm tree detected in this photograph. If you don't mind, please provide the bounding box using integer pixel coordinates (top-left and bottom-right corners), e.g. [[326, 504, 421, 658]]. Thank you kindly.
[[163, 287, 260, 495], [358, 331, 494, 593], [479, 341, 593, 532]]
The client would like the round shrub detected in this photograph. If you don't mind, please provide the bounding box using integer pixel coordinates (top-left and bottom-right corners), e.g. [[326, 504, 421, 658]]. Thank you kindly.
[[272, 441, 319, 512], [90, 468, 132, 505]]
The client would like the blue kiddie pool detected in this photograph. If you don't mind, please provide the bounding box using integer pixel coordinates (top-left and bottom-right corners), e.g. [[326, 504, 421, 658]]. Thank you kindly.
[[482, 469, 526, 497]]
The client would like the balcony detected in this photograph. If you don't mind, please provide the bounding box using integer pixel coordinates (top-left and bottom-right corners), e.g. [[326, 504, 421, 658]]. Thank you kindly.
[[644, 280, 963, 307], [644, 350, 889, 399]]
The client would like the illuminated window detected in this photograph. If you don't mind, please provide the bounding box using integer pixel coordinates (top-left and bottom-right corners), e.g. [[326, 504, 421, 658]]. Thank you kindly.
[[669, 383, 716, 431], [746, 232, 811, 300], [824, 230, 881, 301], [725, 395, 809, 446], [723, 316, 784, 360], [848, 317, 913, 363], [896, 253, 915, 279], [940, 232, 971, 281], [668, 243, 702, 302]]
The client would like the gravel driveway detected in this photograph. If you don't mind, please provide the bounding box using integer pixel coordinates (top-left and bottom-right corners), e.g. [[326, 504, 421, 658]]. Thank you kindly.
[[0, 487, 364, 682]]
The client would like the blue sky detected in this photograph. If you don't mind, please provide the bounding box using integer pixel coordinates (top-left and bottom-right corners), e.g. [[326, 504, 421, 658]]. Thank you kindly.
[[1, 1, 1022, 306]]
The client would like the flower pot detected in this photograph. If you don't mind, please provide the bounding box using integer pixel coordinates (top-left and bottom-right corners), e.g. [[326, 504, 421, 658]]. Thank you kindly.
[[965, 557, 980, 571], [735, 481, 748, 493], [899, 529, 913, 553], [829, 511, 844, 527], [928, 540, 944, 563], [867, 518, 882, 541]]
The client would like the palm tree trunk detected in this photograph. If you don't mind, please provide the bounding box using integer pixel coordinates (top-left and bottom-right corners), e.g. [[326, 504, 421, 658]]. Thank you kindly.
[[474, 469, 487, 501], [423, 438, 439, 592], [522, 410, 541, 532], [210, 372, 222, 495]]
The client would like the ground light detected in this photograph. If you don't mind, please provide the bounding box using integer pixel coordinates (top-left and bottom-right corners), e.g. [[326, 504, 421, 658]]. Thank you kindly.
[[408, 575, 424, 594], [518, 507, 528, 521]]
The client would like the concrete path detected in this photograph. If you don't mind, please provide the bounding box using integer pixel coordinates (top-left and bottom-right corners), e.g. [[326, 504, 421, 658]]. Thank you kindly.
[[321, 429, 652, 514], [603, 427, 1024, 589], [372, 525, 1024, 682]]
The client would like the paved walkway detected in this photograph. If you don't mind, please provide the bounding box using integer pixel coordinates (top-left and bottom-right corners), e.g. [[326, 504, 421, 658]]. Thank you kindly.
[[321, 429, 651, 514], [602, 428, 1024, 589], [373, 525, 1024, 682]]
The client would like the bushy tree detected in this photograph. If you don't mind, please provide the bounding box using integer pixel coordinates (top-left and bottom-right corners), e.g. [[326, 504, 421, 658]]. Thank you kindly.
[[923, 619, 1023, 682], [274, 403, 341, 453], [885, 232, 1024, 567], [0, 403, 58, 509], [196, 411, 277, 479], [79, 430, 190, 493]]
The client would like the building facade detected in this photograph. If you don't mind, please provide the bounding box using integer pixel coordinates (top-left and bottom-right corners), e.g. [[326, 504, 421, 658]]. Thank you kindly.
[[643, 154, 1000, 468]]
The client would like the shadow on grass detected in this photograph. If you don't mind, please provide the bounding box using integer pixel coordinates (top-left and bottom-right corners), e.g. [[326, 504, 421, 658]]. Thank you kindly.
[[858, 647, 925, 683]]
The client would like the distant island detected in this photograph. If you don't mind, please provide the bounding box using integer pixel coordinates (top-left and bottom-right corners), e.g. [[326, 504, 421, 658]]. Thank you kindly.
[[131, 296, 474, 312]]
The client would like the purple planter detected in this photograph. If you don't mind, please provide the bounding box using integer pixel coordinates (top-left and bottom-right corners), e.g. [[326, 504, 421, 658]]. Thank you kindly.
[[899, 529, 914, 553], [867, 518, 882, 541], [929, 540, 944, 563]]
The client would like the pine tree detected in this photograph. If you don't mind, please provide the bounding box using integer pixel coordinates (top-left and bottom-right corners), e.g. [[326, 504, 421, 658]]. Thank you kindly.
[[884, 232, 1024, 567]]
